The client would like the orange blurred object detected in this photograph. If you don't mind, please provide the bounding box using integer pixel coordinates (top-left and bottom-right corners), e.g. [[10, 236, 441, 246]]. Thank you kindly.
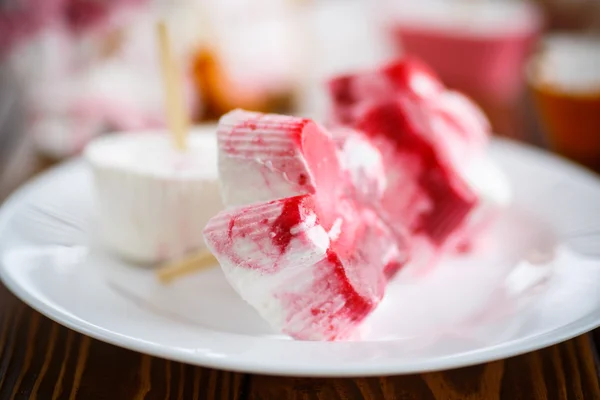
[[191, 47, 295, 122], [528, 35, 600, 172], [531, 86, 600, 172]]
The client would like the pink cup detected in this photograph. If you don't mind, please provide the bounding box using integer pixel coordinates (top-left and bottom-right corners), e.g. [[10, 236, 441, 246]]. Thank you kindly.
[[386, 1, 542, 104]]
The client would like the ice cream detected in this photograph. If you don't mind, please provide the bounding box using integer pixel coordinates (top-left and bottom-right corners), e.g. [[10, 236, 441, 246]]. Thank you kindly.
[[217, 109, 342, 208], [204, 194, 404, 340], [328, 57, 489, 163], [205, 109, 410, 340], [331, 126, 387, 201], [204, 107, 475, 337], [354, 101, 478, 271], [328, 58, 511, 258], [86, 127, 223, 264], [203, 59, 511, 341]]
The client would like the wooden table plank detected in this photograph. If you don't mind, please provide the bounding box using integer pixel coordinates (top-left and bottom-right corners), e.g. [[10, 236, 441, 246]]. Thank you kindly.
[[0, 292, 598, 400], [0, 132, 599, 400]]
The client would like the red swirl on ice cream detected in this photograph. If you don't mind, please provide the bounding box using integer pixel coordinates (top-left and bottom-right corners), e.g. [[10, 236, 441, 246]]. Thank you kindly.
[[329, 59, 508, 262], [217, 110, 342, 214], [329, 58, 490, 167], [357, 102, 477, 246], [204, 193, 403, 340]]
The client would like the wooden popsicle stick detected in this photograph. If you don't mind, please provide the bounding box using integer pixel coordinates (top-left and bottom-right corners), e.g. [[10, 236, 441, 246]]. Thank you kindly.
[[156, 249, 218, 284], [156, 20, 188, 151]]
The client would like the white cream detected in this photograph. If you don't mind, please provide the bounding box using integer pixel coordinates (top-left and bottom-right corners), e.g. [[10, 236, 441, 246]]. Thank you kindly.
[[338, 132, 387, 198], [217, 110, 319, 207], [85, 128, 223, 264], [203, 199, 331, 336], [460, 154, 512, 239]]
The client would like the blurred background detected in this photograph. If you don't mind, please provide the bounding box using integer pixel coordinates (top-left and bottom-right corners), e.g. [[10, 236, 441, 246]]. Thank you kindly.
[[1, 0, 599, 179]]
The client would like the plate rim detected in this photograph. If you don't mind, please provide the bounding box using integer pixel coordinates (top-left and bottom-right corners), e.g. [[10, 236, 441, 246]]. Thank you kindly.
[[1, 137, 600, 377]]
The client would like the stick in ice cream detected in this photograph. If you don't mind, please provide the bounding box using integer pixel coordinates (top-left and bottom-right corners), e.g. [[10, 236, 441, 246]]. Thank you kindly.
[[157, 248, 218, 284], [150, 18, 220, 280], [156, 19, 188, 151]]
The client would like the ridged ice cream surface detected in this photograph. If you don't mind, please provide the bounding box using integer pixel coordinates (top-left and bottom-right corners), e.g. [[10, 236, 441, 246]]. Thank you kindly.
[[86, 128, 224, 263], [85, 131, 218, 179]]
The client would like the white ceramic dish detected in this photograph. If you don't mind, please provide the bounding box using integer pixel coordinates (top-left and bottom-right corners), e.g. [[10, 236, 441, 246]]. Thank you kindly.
[[1, 138, 599, 377]]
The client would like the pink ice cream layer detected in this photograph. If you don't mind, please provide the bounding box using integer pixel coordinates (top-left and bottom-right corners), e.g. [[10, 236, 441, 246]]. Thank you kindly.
[[328, 58, 490, 268], [217, 110, 342, 212], [327, 58, 490, 167], [204, 194, 405, 341]]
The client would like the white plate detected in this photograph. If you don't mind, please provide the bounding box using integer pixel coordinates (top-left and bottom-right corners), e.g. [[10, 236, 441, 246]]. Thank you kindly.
[[1, 139, 600, 377]]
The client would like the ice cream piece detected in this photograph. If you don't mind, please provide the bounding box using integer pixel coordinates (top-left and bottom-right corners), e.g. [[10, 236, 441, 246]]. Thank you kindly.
[[328, 58, 490, 164], [203, 194, 404, 340], [328, 57, 442, 125], [217, 109, 342, 208], [356, 102, 478, 271], [206, 109, 410, 340], [204, 102, 506, 339], [205, 55, 513, 339], [331, 127, 387, 201], [328, 59, 511, 258], [85, 127, 223, 264]]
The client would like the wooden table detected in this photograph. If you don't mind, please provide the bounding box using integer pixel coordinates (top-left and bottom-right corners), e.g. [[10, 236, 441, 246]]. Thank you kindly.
[[1, 135, 599, 400]]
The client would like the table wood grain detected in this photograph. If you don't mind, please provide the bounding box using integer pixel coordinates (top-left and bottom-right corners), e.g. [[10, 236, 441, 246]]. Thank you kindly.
[[0, 134, 599, 400]]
